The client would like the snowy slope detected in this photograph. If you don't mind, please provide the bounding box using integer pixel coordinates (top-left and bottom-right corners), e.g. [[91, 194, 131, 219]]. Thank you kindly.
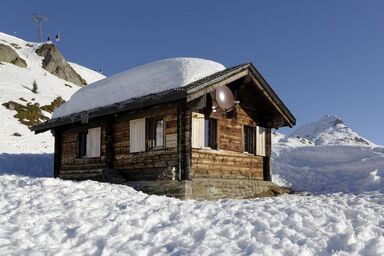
[[0, 32, 105, 153], [289, 115, 375, 146], [273, 117, 384, 193], [53, 58, 225, 118]]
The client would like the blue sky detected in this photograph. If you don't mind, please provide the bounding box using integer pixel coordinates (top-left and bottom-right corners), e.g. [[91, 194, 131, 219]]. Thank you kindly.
[[1, 0, 384, 144]]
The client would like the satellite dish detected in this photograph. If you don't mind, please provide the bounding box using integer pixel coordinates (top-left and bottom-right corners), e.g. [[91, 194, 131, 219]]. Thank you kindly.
[[215, 86, 234, 112]]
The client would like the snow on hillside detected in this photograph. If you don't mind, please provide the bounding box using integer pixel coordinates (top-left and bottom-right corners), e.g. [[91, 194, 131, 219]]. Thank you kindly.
[[53, 58, 225, 118], [0, 174, 383, 255], [273, 117, 384, 193], [0, 32, 105, 153], [289, 115, 374, 146]]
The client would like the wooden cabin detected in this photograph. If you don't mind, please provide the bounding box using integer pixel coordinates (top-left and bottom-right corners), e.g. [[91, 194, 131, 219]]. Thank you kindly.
[[33, 59, 295, 200]]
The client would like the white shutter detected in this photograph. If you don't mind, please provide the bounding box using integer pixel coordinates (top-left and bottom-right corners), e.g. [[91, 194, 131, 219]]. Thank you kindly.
[[192, 112, 205, 148], [155, 120, 164, 147], [86, 127, 101, 157], [130, 118, 146, 153], [256, 126, 266, 156]]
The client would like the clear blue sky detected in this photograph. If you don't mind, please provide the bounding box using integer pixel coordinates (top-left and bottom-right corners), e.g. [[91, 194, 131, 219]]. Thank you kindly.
[[1, 0, 384, 144]]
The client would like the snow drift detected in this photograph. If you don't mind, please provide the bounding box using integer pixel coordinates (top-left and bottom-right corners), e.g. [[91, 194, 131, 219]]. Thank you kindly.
[[52, 57, 225, 118]]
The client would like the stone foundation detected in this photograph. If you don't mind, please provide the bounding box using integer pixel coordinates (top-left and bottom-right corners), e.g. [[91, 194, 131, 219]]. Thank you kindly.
[[125, 178, 293, 200]]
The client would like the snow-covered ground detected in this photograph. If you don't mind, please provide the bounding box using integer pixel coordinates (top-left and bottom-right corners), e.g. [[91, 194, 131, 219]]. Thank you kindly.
[[1, 175, 383, 255], [0, 115, 383, 255]]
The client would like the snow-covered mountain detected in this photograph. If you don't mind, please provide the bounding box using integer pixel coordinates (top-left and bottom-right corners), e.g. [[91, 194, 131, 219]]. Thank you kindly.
[[0, 32, 105, 153], [273, 116, 384, 193], [289, 115, 374, 146]]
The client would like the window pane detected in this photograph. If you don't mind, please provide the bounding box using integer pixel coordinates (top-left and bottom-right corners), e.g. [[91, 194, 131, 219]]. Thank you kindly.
[[244, 126, 255, 154], [204, 119, 209, 147], [155, 120, 164, 147], [78, 131, 87, 157], [210, 119, 217, 149], [204, 118, 217, 149]]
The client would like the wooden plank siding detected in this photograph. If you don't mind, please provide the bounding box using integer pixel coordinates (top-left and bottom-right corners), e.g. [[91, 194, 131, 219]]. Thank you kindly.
[[58, 121, 108, 180], [111, 103, 179, 180], [190, 106, 266, 180]]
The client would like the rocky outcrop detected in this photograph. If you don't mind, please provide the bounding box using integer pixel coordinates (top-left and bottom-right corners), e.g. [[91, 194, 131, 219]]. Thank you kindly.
[[35, 43, 87, 86], [0, 44, 27, 68]]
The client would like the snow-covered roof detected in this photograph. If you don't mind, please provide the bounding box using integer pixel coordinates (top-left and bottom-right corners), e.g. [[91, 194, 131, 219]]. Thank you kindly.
[[52, 58, 226, 118]]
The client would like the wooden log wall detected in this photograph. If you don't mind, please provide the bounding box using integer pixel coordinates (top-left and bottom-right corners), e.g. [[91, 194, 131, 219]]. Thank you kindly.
[[112, 103, 179, 180], [58, 120, 108, 180], [191, 106, 266, 180]]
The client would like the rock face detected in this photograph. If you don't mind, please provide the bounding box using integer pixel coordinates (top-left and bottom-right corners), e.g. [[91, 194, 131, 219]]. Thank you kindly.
[[0, 44, 27, 68], [35, 44, 87, 86]]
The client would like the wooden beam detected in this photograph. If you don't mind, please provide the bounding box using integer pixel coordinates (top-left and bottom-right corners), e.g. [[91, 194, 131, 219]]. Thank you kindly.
[[248, 71, 294, 127], [187, 70, 249, 102]]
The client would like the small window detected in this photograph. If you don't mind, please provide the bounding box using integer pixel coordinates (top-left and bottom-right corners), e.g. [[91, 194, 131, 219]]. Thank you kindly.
[[78, 127, 101, 158], [147, 119, 164, 149], [204, 118, 217, 149], [78, 131, 87, 158], [244, 125, 256, 154]]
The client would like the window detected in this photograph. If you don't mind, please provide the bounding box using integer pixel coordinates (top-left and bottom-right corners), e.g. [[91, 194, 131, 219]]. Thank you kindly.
[[244, 125, 256, 154], [204, 118, 217, 149], [78, 131, 87, 158], [192, 113, 218, 149], [78, 127, 101, 158], [147, 119, 164, 149], [130, 118, 165, 153]]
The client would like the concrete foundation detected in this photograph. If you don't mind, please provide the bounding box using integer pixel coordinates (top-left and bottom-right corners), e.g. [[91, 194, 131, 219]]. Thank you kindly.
[[125, 178, 293, 200]]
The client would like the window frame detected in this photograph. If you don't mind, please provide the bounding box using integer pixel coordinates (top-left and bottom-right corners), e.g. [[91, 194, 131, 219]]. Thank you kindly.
[[243, 125, 256, 154], [146, 118, 165, 150], [204, 117, 218, 150], [77, 127, 101, 158], [78, 130, 88, 158]]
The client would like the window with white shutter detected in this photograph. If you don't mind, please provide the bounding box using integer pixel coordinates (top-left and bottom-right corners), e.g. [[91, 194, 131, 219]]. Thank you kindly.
[[256, 126, 266, 156], [192, 112, 205, 148], [130, 118, 146, 153]]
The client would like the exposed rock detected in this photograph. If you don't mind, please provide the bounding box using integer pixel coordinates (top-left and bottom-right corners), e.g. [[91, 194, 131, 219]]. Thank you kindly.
[[0, 44, 27, 68], [35, 43, 87, 86]]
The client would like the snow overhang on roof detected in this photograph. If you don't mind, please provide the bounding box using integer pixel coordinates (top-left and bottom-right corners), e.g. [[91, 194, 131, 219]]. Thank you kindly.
[[32, 58, 295, 133]]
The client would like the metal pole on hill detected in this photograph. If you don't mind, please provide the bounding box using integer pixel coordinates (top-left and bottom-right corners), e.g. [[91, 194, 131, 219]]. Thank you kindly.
[[33, 13, 48, 42]]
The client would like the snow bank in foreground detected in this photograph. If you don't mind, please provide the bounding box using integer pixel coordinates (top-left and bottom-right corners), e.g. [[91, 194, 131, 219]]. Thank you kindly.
[[0, 174, 383, 255], [53, 58, 226, 118]]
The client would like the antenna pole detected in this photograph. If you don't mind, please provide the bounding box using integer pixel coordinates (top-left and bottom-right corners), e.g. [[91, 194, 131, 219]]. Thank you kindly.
[[33, 13, 48, 42]]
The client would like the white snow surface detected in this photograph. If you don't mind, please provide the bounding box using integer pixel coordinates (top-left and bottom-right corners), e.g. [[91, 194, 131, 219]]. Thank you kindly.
[[289, 115, 375, 146], [52, 58, 226, 118], [1, 174, 384, 256], [0, 32, 105, 153], [273, 124, 384, 194], [68, 62, 105, 85]]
